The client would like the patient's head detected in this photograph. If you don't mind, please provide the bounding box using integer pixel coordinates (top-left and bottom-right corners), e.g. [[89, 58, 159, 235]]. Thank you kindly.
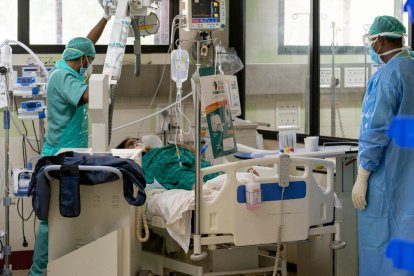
[[117, 135, 164, 150], [116, 137, 140, 149], [116, 135, 165, 154]]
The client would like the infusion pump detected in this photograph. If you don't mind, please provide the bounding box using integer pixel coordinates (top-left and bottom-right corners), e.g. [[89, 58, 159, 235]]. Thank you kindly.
[[183, 0, 226, 31]]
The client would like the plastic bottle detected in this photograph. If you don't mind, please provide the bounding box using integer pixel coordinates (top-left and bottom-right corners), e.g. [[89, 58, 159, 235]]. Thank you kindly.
[[245, 172, 262, 210]]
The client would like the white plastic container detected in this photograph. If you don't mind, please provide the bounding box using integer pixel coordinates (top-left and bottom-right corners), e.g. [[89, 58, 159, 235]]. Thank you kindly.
[[304, 136, 319, 152], [278, 125, 299, 149], [245, 172, 262, 210]]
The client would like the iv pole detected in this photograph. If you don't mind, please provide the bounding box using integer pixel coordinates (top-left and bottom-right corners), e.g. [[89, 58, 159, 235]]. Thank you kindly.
[[173, 37, 221, 261], [0, 65, 12, 276], [330, 21, 337, 137]]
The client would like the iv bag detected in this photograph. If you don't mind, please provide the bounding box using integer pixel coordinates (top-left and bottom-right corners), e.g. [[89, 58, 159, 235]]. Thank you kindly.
[[0, 45, 13, 70], [171, 48, 190, 88]]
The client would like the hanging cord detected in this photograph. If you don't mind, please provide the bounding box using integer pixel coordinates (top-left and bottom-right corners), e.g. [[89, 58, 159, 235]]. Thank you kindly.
[[112, 92, 193, 131], [272, 187, 285, 276], [17, 198, 34, 247], [32, 121, 40, 152], [175, 72, 193, 139], [0, 235, 3, 254], [22, 136, 27, 167], [22, 122, 40, 154], [135, 206, 149, 242], [174, 87, 192, 143]]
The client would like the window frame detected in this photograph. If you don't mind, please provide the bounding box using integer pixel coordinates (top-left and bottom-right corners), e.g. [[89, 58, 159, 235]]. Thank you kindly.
[[13, 0, 178, 54], [278, 0, 396, 56], [239, 0, 414, 142]]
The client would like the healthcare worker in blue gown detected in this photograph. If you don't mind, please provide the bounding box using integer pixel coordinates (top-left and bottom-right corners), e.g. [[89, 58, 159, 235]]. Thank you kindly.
[[352, 15, 414, 276], [28, 15, 110, 276]]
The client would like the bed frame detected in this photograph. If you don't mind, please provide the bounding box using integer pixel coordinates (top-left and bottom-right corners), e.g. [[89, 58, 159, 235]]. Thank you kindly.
[[142, 154, 345, 275]]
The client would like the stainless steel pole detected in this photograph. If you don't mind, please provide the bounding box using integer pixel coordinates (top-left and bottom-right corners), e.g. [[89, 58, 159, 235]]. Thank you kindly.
[[330, 21, 337, 137], [194, 40, 201, 237], [2, 69, 13, 276]]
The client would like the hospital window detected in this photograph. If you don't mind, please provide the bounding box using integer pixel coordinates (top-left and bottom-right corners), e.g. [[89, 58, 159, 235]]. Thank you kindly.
[[318, 0, 408, 138], [245, 0, 311, 137], [19, 0, 176, 53], [245, 0, 410, 141], [0, 0, 18, 42], [280, 0, 408, 54]]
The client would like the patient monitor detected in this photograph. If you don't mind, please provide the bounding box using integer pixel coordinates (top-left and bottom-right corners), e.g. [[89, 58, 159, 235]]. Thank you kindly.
[[182, 0, 226, 31]]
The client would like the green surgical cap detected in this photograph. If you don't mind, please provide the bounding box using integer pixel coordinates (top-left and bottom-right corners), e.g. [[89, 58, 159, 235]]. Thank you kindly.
[[369, 15, 406, 38], [62, 37, 96, 61]]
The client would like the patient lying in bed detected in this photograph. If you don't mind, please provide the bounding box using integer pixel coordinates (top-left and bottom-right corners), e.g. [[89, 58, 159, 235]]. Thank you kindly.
[[117, 136, 259, 252], [117, 137, 218, 190]]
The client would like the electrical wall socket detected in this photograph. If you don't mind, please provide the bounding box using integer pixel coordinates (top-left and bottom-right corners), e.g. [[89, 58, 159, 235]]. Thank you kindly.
[[344, 67, 368, 88], [156, 105, 178, 132], [320, 68, 341, 88], [276, 101, 300, 128]]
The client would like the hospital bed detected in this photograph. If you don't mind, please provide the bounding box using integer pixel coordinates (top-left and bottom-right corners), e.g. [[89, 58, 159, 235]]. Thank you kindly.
[[41, 147, 346, 276], [140, 154, 345, 276]]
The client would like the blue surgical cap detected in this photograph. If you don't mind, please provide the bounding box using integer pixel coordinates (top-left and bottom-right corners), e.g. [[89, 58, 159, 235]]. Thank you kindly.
[[62, 37, 96, 61]]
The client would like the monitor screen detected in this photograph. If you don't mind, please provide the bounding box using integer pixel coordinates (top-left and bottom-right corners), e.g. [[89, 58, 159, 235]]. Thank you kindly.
[[191, 0, 220, 23], [18, 77, 34, 84]]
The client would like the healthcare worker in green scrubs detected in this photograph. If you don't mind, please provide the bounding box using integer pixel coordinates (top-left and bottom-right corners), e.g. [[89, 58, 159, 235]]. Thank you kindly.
[[29, 16, 110, 275]]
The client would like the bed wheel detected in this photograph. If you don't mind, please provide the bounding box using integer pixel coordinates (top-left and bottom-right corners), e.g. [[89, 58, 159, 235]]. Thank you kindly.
[[137, 270, 154, 276]]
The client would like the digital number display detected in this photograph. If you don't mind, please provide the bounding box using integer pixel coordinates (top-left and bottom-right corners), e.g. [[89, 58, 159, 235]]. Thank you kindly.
[[26, 102, 37, 108], [17, 77, 35, 85]]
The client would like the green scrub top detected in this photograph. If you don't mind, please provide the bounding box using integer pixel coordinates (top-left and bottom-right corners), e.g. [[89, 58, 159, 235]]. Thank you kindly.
[[43, 59, 88, 156]]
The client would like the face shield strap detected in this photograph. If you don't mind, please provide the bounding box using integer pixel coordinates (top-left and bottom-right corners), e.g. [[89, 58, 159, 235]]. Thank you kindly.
[[379, 46, 411, 57], [363, 32, 406, 47]]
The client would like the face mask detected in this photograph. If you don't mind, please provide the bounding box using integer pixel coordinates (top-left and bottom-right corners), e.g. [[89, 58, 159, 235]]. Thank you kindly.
[[369, 38, 407, 64], [86, 64, 93, 75], [83, 64, 93, 82], [369, 46, 383, 64], [368, 37, 384, 64], [79, 56, 91, 76]]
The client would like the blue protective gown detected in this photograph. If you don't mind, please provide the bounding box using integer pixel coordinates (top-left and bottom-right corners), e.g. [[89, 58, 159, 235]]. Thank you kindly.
[[358, 51, 414, 276], [29, 59, 88, 276]]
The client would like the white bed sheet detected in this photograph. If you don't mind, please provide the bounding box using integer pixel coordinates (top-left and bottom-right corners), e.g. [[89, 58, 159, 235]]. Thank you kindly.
[[145, 173, 251, 252]]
